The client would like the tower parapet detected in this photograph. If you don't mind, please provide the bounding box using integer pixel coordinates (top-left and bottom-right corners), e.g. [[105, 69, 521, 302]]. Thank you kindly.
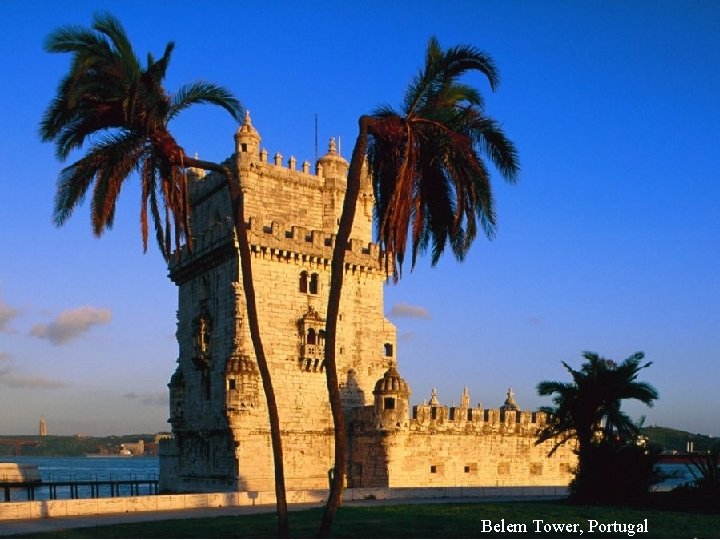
[[411, 387, 547, 434]]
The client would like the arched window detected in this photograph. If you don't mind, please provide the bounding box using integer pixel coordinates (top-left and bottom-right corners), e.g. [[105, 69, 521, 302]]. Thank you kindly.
[[309, 273, 319, 295], [384, 343, 393, 357], [318, 330, 326, 347], [299, 271, 308, 293], [307, 328, 316, 345]]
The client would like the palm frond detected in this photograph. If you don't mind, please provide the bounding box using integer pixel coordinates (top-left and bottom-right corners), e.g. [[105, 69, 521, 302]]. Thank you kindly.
[[169, 82, 243, 122]]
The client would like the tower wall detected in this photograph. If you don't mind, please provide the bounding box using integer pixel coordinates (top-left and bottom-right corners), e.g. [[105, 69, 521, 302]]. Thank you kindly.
[[160, 118, 575, 494], [162, 121, 395, 492]]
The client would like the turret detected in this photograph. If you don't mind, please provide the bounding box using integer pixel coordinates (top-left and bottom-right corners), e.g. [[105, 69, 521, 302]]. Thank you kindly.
[[499, 387, 520, 412], [316, 137, 348, 179], [373, 366, 410, 429], [317, 138, 350, 234], [234, 111, 261, 167]]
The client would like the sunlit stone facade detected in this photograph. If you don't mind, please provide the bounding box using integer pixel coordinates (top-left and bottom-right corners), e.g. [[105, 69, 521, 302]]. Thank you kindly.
[[159, 114, 575, 493]]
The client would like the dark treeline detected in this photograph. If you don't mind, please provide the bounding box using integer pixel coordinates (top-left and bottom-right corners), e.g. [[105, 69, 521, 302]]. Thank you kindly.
[[0, 434, 158, 457]]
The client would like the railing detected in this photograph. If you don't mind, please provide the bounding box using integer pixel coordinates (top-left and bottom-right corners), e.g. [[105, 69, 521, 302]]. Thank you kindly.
[[1, 476, 159, 502]]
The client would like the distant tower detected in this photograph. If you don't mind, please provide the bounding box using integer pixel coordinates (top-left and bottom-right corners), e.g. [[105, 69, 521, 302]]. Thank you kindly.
[[39, 415, 47, 436]]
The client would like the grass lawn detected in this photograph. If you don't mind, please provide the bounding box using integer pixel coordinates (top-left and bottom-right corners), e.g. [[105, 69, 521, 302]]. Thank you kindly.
[[11, 501, 720, 538]]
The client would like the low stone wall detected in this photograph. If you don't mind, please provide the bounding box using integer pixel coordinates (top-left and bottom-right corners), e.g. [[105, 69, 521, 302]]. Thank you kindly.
[[0, 486, 569, 521]]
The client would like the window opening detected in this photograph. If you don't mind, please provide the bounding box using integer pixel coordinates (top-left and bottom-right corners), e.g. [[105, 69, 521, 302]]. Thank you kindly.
[[309, 273, 319, 295], [299, 271, 308, 293], [384, 343, 393, 357], [384, 397, 396, 410]]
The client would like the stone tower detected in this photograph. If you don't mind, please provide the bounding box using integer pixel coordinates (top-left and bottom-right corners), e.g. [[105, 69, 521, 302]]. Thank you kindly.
[[160, 116, 396, 493], [159, 117, 576, 494]]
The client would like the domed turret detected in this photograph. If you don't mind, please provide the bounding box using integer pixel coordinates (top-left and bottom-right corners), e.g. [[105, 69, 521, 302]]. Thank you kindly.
[[500, 387, 520, 411], [316, 137, 348, 179], [372, 366, 411, 430], [373, 366, 410, 398], [234, 111, 261, 162]]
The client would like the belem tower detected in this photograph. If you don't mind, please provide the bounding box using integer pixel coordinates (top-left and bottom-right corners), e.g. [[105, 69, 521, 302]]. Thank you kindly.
[[159, 114, 576, 493]]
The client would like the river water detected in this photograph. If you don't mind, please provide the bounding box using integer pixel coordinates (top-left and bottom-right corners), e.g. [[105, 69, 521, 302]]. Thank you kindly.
[[1, 455, 159, 501]]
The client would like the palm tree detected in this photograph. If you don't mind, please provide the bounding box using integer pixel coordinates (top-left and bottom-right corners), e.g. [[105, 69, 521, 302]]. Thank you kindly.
[[319, 37, 520, 536], [40, 14, 289, 536], [536, 351, 658, 500]]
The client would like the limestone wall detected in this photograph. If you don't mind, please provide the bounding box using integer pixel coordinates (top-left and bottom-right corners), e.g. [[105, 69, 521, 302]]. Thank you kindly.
[[0, 486, 570, 521], [162, 118, 395, 493], [349, 417, 575, 489], [160, 118, 575, 495]]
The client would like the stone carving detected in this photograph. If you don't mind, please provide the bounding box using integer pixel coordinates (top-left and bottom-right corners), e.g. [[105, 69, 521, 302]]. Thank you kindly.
[[159, 117, 576, 494]]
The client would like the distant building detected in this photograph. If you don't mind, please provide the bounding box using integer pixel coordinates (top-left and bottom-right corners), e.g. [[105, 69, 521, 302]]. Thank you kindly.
[[39, 415, 47, 437], [159, 115, 576, 493], [120, 440, 145, 456]]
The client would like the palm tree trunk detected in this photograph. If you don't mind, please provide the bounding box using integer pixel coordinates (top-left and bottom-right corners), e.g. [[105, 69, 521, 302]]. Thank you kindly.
[[184, 155, 289, 538], [318, 116, 373, 537]]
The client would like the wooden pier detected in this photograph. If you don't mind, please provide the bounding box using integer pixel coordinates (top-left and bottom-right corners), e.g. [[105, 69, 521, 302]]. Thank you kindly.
[[1, 478, 159, 502]]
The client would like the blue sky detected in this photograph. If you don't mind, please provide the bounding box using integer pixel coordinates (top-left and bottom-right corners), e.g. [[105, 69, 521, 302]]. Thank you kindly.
[[0, 1, 718, 436]]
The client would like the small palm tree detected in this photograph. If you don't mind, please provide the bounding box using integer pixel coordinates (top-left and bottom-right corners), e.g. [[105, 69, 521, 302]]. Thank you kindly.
[[537, 351, 658, 501], [319, 37, 519, 536], [40, 14, 289, 536]]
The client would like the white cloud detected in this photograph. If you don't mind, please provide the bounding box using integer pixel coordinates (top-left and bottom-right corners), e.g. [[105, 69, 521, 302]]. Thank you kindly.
[[389, 302, 431, 320], [0, 298, 19, 332], [30, 306, 111, 345]]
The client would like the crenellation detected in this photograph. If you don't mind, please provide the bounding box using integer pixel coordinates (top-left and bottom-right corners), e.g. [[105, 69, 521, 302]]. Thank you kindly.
[[160, 116, 576, 494]]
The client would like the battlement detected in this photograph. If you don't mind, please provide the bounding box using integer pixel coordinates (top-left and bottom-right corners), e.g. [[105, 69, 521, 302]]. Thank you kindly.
[[246, 218, 383, 272], [169, 214, 385, 283], [176, 118, 374, 276], [352, 384, 550, 435], [408, 405, 549, 433], [163, 115, 577, 495]]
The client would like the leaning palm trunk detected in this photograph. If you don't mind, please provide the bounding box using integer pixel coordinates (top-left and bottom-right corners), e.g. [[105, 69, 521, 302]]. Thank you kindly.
[[318, 116, 373, 537], [183, 154, 289, 538]]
